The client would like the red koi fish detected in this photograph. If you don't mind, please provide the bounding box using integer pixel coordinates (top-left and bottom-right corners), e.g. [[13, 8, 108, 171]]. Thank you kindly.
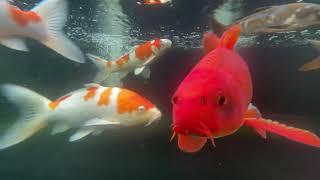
[[137, 0, 172, 5], [171, 25, 320, 153], [0, 0, 84, 63]]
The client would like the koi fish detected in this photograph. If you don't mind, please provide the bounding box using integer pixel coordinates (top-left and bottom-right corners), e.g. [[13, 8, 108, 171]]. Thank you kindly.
[[211, 3, 320, 36], [171, 25, 320, 153], [0, 0, 84, 63], [87, 39, 172, 83], [137, 0, 172, 5], [0, 83, 161, 149]]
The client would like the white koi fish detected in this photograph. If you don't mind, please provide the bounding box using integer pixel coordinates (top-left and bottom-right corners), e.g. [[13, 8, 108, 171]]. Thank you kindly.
[[0, 0, 85, 63], [87, 38, 172, 83], [0, 83, 161, 149]]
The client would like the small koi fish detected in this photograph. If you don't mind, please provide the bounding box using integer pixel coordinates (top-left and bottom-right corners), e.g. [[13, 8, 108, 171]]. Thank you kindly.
[[0, 83, 161, 149], [87, 39, 172, 83], [0, 0, 84, 63], [137, 0, 172, 5]]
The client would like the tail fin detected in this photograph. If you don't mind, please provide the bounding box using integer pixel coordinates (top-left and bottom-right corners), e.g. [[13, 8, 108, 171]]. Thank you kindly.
[[32, 0, 85, 63], [218, 24, 241, 50], [244, 118, 320, 148], [0, 84, 50, 149], [87, 53, 112, 83]]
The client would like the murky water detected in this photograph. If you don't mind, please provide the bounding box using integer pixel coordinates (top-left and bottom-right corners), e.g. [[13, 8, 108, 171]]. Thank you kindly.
[[0, 0, 319, 179]]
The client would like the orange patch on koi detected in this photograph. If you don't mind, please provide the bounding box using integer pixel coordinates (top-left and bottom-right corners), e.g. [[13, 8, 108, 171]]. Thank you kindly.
[[48, 95, 72, 110], [117, 89, 154, 114], [153, 39, 161, 49], [135, 41, 153, 61], [84, 87, 98, 101], [8, 5, 41, 27], [107, 61, 112, 69], [98, 88, 112, 106], [116, 54, 130, 68]]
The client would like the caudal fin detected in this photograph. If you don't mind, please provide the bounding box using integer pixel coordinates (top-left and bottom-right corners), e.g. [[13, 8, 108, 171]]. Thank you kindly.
[[32, 0, 85, 63], [87, 53, 112, 83], [244, 118, 320, 148], [0, 84, 50, 149]]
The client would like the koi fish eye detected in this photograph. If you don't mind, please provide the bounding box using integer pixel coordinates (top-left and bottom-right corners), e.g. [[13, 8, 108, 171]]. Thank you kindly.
[[217, 95, 227, 107], [138, 106, 145, 112], [171, 96, 180, 105]]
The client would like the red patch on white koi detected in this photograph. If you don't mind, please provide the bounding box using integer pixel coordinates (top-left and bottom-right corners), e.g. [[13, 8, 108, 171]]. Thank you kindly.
[[117, 89, 154, 114], [116, 54, 130, 68], [49, 95, 72, 110], [8, 5, 41, 27], [135, 41, 153, 61], [84, 87, 99, 101]]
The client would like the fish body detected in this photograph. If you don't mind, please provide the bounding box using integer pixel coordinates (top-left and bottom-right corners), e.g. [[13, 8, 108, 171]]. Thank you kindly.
[[87, 39, 172, 83], [211, 3, 320, 35], [0, 0, 84, 63], [171, 25, 320, 153], [0, 83, 161, 149]]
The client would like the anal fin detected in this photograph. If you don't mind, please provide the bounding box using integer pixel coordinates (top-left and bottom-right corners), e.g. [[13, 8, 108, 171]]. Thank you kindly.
[[51, 123, 70, 135]]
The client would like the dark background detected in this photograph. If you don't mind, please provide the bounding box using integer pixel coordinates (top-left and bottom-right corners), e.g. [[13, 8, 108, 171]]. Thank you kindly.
[[0, 0, 319, 179]]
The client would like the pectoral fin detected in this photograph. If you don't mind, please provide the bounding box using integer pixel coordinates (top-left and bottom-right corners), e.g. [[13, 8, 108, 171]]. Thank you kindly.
[[178, 134, 207, 153], [1, 38, 28, 51], [244, 118, 320, 148], [299, 56, 320, 71], [83, 118, 120, 126], [69, 129, 95, 142], [134, 66, 146, 75]]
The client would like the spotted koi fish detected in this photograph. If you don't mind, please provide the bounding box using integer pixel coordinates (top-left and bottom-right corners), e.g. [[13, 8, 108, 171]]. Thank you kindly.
[[211, 3, 320, 36], [137, 0, 172, 5], [0, 0, 84, 63], [87, 39, 172, 83], [0, 83, 161, 149]]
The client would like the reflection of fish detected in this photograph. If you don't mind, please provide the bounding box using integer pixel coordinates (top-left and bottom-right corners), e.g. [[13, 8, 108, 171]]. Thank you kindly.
[[87, 39, 172, 83], [211, 3, 320, 35], [0, 0, 84, 63], [0, 83, 161, 150], [137, 0, 172, 5], [299, 40, 320, 71], [171, 25, 320, 153]]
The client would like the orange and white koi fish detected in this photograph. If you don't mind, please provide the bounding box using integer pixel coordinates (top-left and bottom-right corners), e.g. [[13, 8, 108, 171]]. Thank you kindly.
[[87, 39, 172, 83], [0, 0, 85, 63], [0, 83, 161, 149], [137, 0, 172, 5]]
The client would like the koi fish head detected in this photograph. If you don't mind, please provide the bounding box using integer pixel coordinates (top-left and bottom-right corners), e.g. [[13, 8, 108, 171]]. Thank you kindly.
[[117, 89, 161, 126], [152, 39, 172, 55], [171, 69, 247, 139]]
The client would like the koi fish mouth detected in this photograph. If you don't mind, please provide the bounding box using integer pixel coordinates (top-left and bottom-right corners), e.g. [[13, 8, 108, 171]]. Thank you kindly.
[[145, 108, 162, 126]]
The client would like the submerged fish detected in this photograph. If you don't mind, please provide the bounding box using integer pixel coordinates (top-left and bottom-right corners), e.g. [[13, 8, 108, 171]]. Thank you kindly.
[[211, 3, 320, 35], [0, 83, 161, 149], [137, 0, 172, 5], [171, 25, 320, 153], [0, 0, 84, 63], [87, 39, 172, 83]]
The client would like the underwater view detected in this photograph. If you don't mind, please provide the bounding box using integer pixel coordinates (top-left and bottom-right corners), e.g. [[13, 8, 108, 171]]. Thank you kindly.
[[0, 0, 320, 179]]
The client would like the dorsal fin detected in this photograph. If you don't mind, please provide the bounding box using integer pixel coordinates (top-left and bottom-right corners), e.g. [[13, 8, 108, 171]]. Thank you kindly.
[[218, 24, 241, 49], [84, 83, 101, 88]]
